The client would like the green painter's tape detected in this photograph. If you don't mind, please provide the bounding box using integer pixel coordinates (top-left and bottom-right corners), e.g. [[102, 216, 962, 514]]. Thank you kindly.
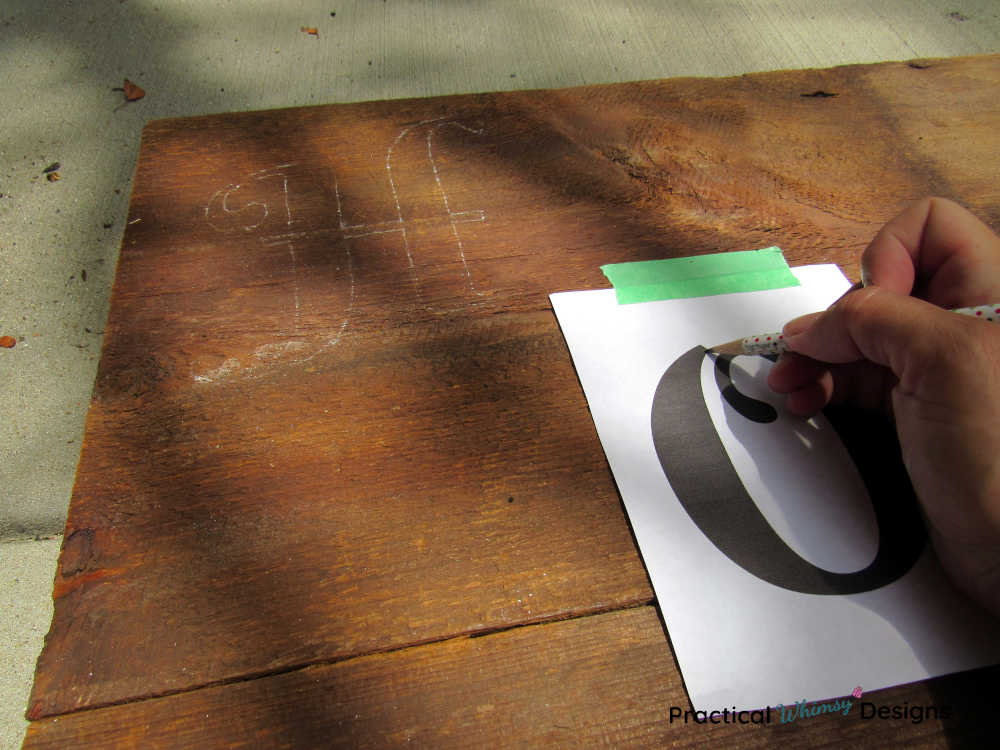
[[600, 247, 799, 304]]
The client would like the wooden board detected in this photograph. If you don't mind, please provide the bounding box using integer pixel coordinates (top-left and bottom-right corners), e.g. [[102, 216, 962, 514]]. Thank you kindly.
[[22, 606, 998, 749], [25, 55, 1000, 746]]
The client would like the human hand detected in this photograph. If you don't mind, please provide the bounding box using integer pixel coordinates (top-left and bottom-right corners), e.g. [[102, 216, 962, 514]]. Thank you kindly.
[[767, 198, 1000, 615]]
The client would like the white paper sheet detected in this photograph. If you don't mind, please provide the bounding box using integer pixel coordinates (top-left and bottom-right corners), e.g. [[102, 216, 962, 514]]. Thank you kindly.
[[551, 265, 1000, 712]]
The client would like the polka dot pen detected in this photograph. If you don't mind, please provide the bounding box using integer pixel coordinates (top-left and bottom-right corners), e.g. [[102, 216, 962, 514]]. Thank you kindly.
[[711, 303, 1000, 357]]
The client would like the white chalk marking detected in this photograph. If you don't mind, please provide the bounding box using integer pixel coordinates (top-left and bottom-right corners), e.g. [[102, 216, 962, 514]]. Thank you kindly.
[[334, 118, 486, 292], [426, 121, 486, 292], [193, 357, 241, 383], [193, 241, 355, 384], [197, 117, 491, 384], [204, 163, 297, 233], [255, 341, 308, 360]]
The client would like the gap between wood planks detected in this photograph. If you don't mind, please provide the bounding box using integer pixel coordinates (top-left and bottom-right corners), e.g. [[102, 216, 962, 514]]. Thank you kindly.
[[36, 597, 655, 719]]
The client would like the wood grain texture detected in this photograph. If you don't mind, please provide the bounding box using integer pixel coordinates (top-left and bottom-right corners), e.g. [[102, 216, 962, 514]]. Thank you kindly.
[[26, 55, 1000, 744], [22, 607, 998, 749]]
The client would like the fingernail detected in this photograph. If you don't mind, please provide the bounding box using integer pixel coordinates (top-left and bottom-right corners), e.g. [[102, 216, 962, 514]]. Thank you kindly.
[[860, 266, 872, 287], [834, 280, 863, 304]]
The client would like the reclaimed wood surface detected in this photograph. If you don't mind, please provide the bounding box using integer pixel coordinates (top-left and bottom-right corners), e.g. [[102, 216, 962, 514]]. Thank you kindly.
[[21, 606, 997, 749], [25, 55, 1000, 746]]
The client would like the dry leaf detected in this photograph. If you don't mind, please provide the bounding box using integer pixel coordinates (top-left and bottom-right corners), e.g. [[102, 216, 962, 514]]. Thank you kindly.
[[300, 26, 319, 36], [0, 336, 16, 349], [123, 79, 145, 101]]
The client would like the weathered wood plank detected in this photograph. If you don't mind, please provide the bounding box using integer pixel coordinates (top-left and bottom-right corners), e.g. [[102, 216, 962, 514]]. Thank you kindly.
[[28, 310, 651, 718], [23, 607, 998, 749], [27, 55, 1000, 731]]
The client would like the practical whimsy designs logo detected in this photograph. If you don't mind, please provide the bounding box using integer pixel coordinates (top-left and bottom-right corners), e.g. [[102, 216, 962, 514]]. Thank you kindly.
[[776, 689, 859, 724]]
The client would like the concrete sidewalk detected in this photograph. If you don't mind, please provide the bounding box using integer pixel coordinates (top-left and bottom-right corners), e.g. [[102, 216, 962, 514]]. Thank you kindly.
[[2, 2, 998, 747]]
